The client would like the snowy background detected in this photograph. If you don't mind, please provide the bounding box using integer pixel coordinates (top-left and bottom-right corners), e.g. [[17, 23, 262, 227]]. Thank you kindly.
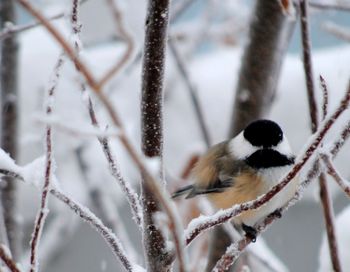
[[2, 0, 350, 271]]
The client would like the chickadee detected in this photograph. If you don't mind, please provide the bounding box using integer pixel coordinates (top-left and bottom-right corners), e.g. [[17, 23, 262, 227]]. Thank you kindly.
[[172, 119, 298, 241]]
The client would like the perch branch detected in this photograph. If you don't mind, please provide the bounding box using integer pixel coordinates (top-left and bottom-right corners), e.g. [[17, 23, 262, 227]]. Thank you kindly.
[[185, 82, 350, 246]]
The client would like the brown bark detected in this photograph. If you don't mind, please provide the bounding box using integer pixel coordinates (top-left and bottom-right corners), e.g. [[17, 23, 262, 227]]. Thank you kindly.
[[0, 0, 20, 259], [229, 0, 295, 136], [141, 0, 172, 271]]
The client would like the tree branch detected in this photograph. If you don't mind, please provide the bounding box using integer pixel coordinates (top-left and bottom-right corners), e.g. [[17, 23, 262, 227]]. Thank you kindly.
[[321, 153, 350, 198], [0, 0, 20, 258], [0, 245, 20, 272], [29, 53, 64, 272], [169, 40, 211, 147], [98, 0, 135, 87]]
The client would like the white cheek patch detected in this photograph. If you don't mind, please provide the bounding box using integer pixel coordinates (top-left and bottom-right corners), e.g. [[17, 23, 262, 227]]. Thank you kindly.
[[228, 132, 294, 160], [228, 132, 258, 159], [275, 136, 294, 157]]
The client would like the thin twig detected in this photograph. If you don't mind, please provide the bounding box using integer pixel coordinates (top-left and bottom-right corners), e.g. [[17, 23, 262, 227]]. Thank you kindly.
[[0, 245, 20, 272], [322, 22, 350, 43], [98, 0, 135, 87], [29, 54, 64, 272], [70, 0, 143, 229], [0, 168, 139, 272], [321, 153, 350, 198], [300, 0, 318, 131], [16, 0, 99, 90], [308, 0, 350, 12], [83, 86, 143, 229], [16, 1, 185, 268], [300, 1, 342, 271], [0, 0, 89, 41], [185, 83, 350, 246], [50, 189, 136, 272], [320, 75, 328, 119], [169, 40, 211, 147]]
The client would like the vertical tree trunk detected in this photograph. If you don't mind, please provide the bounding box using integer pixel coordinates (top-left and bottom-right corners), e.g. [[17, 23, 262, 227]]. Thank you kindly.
[[0, 0, 20, 259], [141, 0, 171, 271], [229, 0, 296, 136], [207, 1, 296, 271]]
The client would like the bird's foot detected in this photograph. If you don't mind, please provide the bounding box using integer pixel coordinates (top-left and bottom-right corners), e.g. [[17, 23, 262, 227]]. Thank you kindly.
[[242, 223, 257, 242]]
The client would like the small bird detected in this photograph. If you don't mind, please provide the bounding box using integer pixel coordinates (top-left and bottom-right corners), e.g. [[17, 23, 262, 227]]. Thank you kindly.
[[172, 119, 298, 241]]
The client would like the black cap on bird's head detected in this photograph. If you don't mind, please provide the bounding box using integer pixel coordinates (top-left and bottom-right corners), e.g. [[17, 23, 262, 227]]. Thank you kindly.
[[243, 119, 283, 148]]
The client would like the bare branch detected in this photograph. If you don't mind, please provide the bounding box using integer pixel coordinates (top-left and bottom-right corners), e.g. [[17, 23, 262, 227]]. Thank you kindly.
[[0, 0, 89, 41], [320, 75, 329, 119], [0, 245, 20, 272], [50, 189, 137, 272], [169, 40, 211, 147], [321, 153, 350, 198], [16, 0, 99, 90], [0, 0, 20, 258], [141, 0, 188, 270], [0, 167, 139, 272], [98, 0, 135, 87], [29, 53, 64, 272], [300, 0, 319, 131], [308, 0, 350, 12], [322, 22, 350, 43]]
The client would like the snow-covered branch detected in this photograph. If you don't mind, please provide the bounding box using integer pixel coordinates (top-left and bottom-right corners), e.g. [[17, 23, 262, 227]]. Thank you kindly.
[[0, 245, 20, 272], [321, 153, 350, 198], [29, 54, 64, 272], [0, 163, 142, 272]]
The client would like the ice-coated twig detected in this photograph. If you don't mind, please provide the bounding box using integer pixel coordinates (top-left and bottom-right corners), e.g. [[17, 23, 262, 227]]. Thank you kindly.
[[330, 120, 350, 156], [16, 0, 99, 90], [300, 1, 341, 271], [169, 40, 211, 147], [69, 0, 143, 229], [50, 189, 137, 272], [16, 2, 184, 269], [185, 82, 350, 246], [0, 167, 140, 272], [322, 21, 350, 43], [321, 153, 350, 198], [0, 245, 20, 272], [320, 75, 329, 119], [84, 89, 143, 228], [0, 0, 89, 41], [29, 54, 64, 272], [98, 0, 135, 87]]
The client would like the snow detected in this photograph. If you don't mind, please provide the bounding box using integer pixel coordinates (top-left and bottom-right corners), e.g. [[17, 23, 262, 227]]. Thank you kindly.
[[318, 205, 350, 272], [11, 5, 350, 270], [0, 148, 21, 174]]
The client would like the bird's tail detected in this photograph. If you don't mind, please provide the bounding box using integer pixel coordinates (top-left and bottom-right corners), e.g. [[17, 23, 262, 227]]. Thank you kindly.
[[171, 185, 194, 199]]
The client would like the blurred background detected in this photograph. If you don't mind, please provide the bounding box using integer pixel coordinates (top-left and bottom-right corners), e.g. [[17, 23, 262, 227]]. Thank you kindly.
[[1, 0, 350, 271]]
